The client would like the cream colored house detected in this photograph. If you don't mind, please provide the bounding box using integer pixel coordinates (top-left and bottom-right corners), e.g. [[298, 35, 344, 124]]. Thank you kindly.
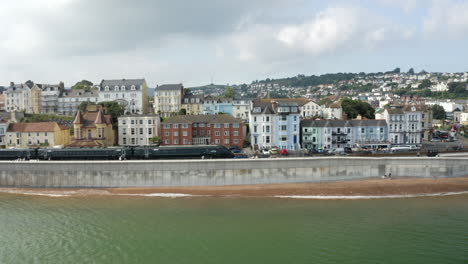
[[6, 122, 70, 148], [181, 94, 204, 115], [153, 84, 183, 117]]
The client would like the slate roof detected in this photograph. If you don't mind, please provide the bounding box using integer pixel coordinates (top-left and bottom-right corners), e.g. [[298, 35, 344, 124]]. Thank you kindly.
[[251, 100, 300, 114], [258, 98, 310, 107], [162, 114, 241, 124], [155, 84, 183, 91], [7, 122, 61, 132], [60, 89, 99, 98], [73, 109, 112, 128], [100, 79, 146, 91]]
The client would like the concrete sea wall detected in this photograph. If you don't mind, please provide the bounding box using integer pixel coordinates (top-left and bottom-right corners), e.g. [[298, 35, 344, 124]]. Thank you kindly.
[[0, 157, 467, 188]]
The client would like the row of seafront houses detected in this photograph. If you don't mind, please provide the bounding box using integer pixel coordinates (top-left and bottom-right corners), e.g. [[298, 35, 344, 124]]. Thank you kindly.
[[0, 78, 433, 151], [0, 101, 432, 152]]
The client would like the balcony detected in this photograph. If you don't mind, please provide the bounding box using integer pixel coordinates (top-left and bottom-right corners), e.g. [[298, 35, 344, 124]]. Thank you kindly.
[[332, 139, 348, 144], [332, 132, 348, 136]]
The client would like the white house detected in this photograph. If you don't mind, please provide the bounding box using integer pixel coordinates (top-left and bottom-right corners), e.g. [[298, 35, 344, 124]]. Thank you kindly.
[[118, 114, 160, 146], [99, 79, 148, 115], [383, 105, 423, 145], [249, 100, 301, 151]]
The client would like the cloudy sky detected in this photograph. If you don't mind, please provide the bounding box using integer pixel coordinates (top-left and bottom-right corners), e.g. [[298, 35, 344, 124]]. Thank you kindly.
[[1, 0, 467, 87]]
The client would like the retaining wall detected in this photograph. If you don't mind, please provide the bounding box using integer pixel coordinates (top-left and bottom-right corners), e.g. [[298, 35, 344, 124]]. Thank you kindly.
[[0, 157, 467, 188]]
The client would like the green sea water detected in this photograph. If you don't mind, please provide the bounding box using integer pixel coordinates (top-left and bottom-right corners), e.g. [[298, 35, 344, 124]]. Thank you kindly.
[[0, 193, 467, 264]]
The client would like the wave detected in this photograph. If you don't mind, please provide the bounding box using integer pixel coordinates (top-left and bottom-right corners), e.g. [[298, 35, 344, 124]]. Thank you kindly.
[[115, 193, 196, 198], [274, 191, 468, 200]]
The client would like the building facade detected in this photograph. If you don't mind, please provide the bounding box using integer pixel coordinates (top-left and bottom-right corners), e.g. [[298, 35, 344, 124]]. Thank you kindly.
[[161, 115, 243, 148], [202, 96, 233, 116], [249, 100, 301, 151], [41, 83, 64, 114], [181, 95, 204, 115], [5, 122, 70, 148], [99, 79, 148, 115], [118, 115, 160, 146], [232, 98, 252, 121], [383, 105, 423, 145], [153, 84, 183, 117], [5, 83, 32, 113], [57, 89, 99, 116], [301, 120, 389, 150], [0, 119, 7, 148], [70, 105, 115, 147]]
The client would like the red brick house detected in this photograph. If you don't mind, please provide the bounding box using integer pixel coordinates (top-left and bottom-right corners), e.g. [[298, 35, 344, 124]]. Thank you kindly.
[[161, 115, 243, 148]]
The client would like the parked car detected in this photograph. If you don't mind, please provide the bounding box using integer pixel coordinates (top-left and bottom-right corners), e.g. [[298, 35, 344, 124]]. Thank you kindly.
[[261, 149, 270, 156], [270, 147, 279, 155], [279, 149, 289, 155], [427, 150, 439, 157], [430, 137, 441, 142]]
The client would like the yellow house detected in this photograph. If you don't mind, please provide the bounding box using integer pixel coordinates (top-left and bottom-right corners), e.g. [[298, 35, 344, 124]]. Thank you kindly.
[[30, 84, 42, 114], [70, 105, 115, 147], [6, 122, 70, 148]]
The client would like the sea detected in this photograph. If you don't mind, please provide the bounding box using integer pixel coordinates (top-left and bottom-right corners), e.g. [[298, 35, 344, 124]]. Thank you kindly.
[[0, 192, 467, 264]]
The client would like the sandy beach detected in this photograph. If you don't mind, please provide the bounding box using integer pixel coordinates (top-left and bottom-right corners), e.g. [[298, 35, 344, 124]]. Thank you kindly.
[[2, 177, 468, 198]]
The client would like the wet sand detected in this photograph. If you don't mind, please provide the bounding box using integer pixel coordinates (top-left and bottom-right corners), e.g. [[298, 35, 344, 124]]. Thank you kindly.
[[105, 177, 468, 197]]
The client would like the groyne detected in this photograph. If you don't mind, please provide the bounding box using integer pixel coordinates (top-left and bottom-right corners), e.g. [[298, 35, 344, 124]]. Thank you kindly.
[[0, 157, 467, 188]]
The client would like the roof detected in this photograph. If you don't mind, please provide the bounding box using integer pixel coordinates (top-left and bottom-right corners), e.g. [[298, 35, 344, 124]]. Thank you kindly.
[[156, 84, 183, 91], [100, 79, 146, 91], [301, 119, 387, 128], [162, 114, 241, 124], [258, 98, 310, 107], [73, 109, 112, 128], [7, 122, 59, 132], [251, 100, 300, 115]]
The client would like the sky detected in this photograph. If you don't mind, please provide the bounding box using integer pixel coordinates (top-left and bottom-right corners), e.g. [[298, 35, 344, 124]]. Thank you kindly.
[[0, 0, 467, 87]]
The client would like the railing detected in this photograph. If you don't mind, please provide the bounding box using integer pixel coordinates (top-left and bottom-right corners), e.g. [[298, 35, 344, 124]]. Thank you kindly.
[[332, 132, 348, 136]]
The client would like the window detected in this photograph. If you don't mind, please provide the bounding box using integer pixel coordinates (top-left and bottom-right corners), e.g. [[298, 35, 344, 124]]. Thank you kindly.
[[234, 139, 239, 144], [215, 139, 220, 144], [200, 123, 205, 128], [266, 136, 270, 144], [280, 136, 287, 142], [380, 128, 384, 133], [131, 120, 135, 125], [281, 115, 287, 121], [234, 131, 239, 136], [182, 124, 188, 129], [183, 139, 188, 144], [174, 131, 179, 136], [174, 139, 179, 144], [139, 120, 143, 125], [281, 125, 287, 131], [224, 123, 229, 128], [165, 139, 169, 144], [254, 117, 257, 122], [122, 120, 126, 125], [215, 131, 220, 136], [131, 138, 136, 145], [254, 125, 258, 133], [123, 128, 127, 135], [224, 131, 230, 136], [370, 128, 374, 133], [131, 128, 135, 135], [139, 128, 144, 135], [165, 132, 169, 136], [148, 120, 152, 125], [266, 116, 270, 122], [174, 124, 179, 129], [183, 131, 187, 137], [361, 128, 365, 133], [233, 123, 239, 128], [214, 123, 221, 128], [164, 124, 170, 129], [148, 128, 152, 135]]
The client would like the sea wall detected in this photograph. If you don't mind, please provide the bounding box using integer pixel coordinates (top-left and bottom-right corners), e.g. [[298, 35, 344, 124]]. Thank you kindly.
[[0, 157, 467, 188]]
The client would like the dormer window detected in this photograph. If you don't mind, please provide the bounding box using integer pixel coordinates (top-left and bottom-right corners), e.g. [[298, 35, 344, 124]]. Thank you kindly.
[[105, 86, 109, 91], [131, 85, 136, 90], [121, 85, 126, 91], [253, 107, 262, 113], [115, 86, 119, 91]]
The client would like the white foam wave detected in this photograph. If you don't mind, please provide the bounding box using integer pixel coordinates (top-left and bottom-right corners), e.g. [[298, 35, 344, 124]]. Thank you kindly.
[[274, 191, 468, 200], [116, 193, 195, 198]]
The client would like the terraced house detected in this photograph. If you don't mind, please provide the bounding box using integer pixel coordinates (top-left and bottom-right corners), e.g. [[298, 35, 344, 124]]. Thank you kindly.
[[301, 119, 389, 150], [249, 100, 301, 151]]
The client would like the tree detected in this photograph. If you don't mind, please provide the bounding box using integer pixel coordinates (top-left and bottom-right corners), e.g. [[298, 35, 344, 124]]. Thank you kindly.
[[183, 88, 192, 96], [224, 87, 235, 98], [341, 98, 375, 119], [78, 101, 125, 127], [432, 104, 446, 120], [407, 68, 415, 75], [72, 80, 93, 90], [448, 82, 467, 94], [418, 79, 432, 89], [392, 67, 401, 74], [149, 136, 161, 145], [318, 98, 333, 106], [178, 108, 187, 115]]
